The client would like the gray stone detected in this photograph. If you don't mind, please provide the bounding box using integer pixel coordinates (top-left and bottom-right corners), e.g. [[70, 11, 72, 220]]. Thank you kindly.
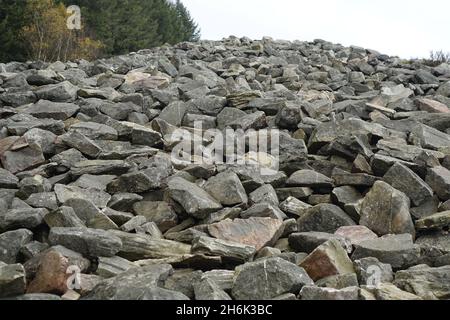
[[383, 162, 433, 206], [48, 227, 122, 257], [297, 204, 356, 233], [300, 286, 360, 300], [167, 177, 222, 219], [426, 166, 450, 201], [0, 229, 33, 264], [0, 208, 47, 232], [19, 100, 79, 120], [194, 278, 231, 300], [231, 257, 313, 300], [360, 181, 415, 238], [354, 257, 394, 286], [204, 172, 248, 206], [192, 236, 256, 262], [35, 81, 78, 102], [0, 264, 26, 298], [352, 234, 420, 269]]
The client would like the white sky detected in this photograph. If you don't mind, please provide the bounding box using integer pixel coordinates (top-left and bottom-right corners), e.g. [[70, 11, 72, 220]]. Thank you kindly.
[[182, 0, 450, 58]]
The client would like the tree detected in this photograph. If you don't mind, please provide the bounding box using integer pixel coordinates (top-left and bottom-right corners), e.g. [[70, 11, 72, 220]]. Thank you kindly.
[[21, 0, 103, 62], [0, 1, 28, 62]]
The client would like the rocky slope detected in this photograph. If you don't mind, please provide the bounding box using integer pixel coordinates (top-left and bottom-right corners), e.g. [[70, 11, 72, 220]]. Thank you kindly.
[[0, 36, 450, 300]]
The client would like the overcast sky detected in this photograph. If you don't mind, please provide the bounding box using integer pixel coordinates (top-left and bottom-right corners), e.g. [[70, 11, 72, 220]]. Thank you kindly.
[[182, 0, 450, 58]]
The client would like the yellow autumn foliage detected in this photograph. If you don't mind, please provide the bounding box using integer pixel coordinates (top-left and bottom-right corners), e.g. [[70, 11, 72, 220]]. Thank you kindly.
[[22, 0, 103, 62]]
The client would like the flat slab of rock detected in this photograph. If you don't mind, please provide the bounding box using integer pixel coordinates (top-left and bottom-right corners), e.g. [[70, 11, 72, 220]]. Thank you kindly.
[[19, 100, 79, 120], [352, 234, 420, 269], [192, 236, 256, 262], [415, 211, 450, 230], [231, 257, 313, 300], [286, 170, 333, 188], [208, 217, 284, 251], [48, 227, 122, 258], [335, 226, 378, 245], [110, 230, 191, 261]]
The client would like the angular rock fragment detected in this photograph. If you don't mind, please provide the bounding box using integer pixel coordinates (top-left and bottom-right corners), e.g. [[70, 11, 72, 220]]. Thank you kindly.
[[231, 257, 313, 300], [48, 227, 122, 257], [208, 217, 284, 251], [299, 239, 355, 281], [360, 181, 415, 238]]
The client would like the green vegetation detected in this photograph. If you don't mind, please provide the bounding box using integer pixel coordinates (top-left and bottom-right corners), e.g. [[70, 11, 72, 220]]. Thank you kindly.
[[0, 0, 200, 62]]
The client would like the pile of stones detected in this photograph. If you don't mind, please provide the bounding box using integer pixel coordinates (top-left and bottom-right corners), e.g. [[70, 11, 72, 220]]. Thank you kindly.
[[0, 36, 449, 300]]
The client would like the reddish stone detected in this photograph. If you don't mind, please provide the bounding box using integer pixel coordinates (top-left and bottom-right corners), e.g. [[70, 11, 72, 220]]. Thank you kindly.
[[335, 226, 378, 245]]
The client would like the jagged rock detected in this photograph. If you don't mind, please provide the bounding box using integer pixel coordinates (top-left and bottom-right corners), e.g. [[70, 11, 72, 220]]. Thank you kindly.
[[44, 206, 85, 228], [69, 122, 118, 140], [0, 168, 19, 188], [84, 264, 188, 300], [316, 273, 359, 289], [0, 208, 47, 232], [164, 269, 202, 299], [426, 166, 450, 201], [297, 204, 356, 233], [35, 81, 78, 102], [54, 184, 111, 209], [208, 217, 284, 251], [167, 177, 222, 219], [231, 257, 313, 300], [241, 203, 287, 220], [0, 229, 33, 264], [352, 234, 420, 269], [286, 170, 333, 188], [354, 257, 394, 286], [289, 232, 351, 254], [0, 264, 26, 298], [203, 172, 248, 206], [383, 162, 433, 206], [96, 256, 136, 278], [194, 278, 232, 300], [360, 181, 415, 238], [394, 265, 450, 300], [133, 201, 178, 232], [19, 100, 79, 120], [299, 239, 355, 281]]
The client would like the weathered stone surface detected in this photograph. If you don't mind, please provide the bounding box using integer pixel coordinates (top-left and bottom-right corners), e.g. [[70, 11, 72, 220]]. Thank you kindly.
[[286, 170, 333, 188], [383, 162, 433, 206], [204, 172, 248, 206], [426, 166, 450, 201], [300, 286, 360, 300], [35, 81, 78, 102], [299, 239, 355, 281], [352, 234, 420, 269], [48, 227, 122, 257], [0, 208, 47, 232], [167, 177, 222, 219], [19, 100, 79, 120], [96, 256, 136, 278], [394, 265, 450, 300], [192, 236, 256, 262], [109, 230, 191, 261], [231, 257, 313, 300], [84, 264, 188, 300], [0, 263, 26, 298], [360, 181, 415, 238], [362, 283, 422, 300], [208, 217, 284, 251], [297, 204, 356, 233], [354, 257, 394, 286], [194, 278, 232, 300], [289, 232, 351, 254], [0, 229, 33, 264], [334, 226, 378, 245], [415, 211, 450, 231]]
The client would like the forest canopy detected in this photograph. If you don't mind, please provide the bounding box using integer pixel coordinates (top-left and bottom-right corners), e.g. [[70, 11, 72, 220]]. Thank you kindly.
[[0, 0, 200, 62]]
